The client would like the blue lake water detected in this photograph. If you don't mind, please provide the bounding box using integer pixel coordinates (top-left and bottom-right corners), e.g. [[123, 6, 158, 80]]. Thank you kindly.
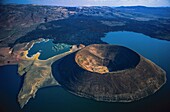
[[101, 31, 170, 73], [0, 31, 170, 112]]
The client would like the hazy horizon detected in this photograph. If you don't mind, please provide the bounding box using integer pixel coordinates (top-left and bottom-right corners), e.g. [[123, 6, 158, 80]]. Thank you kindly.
[[1, 0, 170, 7]]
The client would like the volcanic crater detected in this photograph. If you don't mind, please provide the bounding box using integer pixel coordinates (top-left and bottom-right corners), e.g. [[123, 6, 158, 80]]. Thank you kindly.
[[52, 44, 166, 102], [75, 44, 140, 74]]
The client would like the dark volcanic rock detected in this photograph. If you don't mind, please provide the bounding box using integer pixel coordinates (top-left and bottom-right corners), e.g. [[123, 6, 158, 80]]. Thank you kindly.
[[1, 5, 170, 48], [52, 44, 166, 102]]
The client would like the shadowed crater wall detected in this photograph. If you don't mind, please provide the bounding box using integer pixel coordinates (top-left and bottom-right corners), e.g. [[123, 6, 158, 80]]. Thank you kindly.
[[75, 44, 140, 74]]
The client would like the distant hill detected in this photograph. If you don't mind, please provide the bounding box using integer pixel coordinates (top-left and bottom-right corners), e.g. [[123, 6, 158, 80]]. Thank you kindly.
[[0, 4, 170, 47]]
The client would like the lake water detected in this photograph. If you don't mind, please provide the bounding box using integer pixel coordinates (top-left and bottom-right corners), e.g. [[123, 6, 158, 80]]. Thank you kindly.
[[101, 31, 170, 72], [27, 39, 71, 60], [0, 31, 170, 112]]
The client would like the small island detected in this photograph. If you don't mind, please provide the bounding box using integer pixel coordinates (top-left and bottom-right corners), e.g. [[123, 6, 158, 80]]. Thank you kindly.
[[53, 44, 166, 102]]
